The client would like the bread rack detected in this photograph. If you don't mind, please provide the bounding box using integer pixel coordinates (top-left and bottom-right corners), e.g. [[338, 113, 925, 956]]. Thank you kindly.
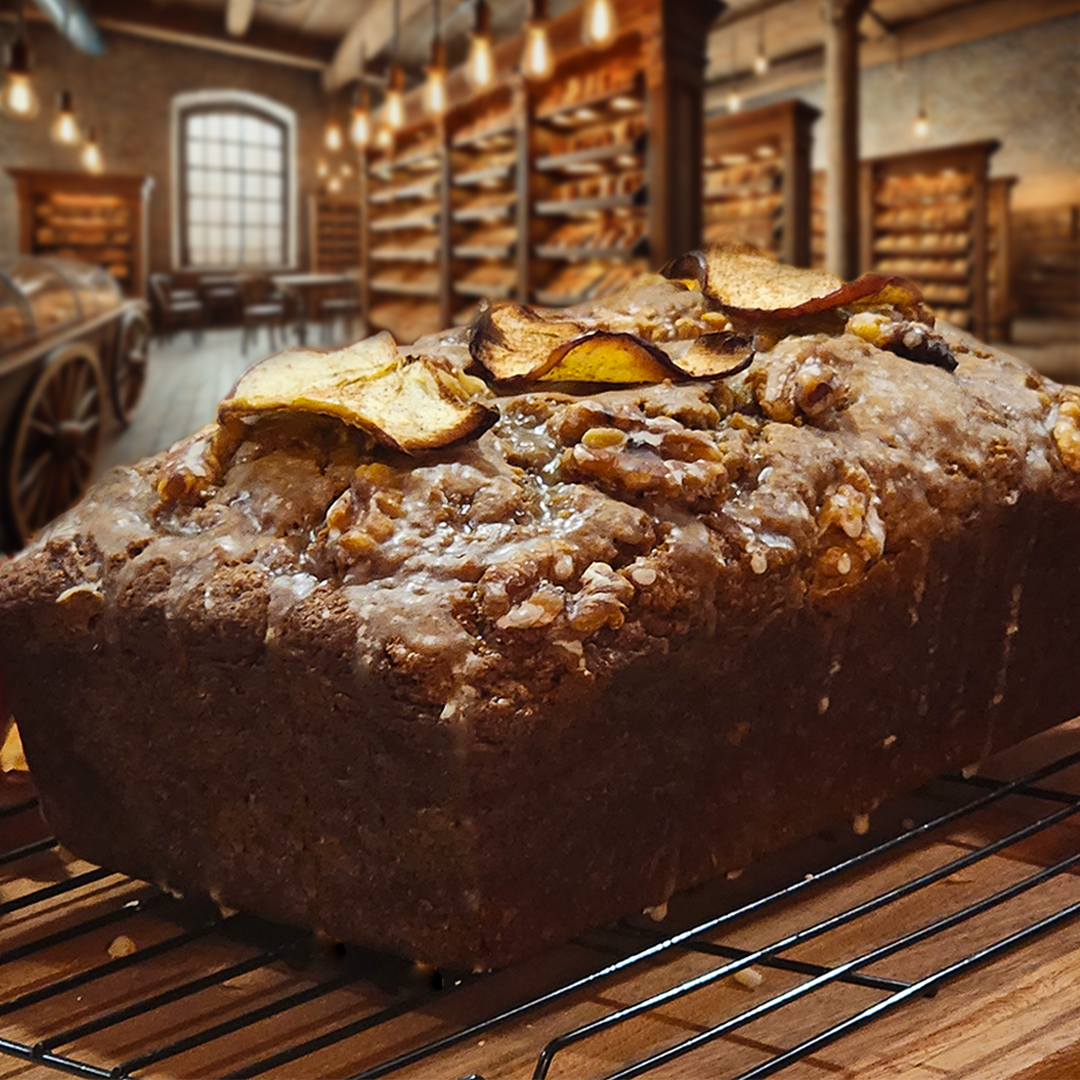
[[0, 722, 1078, 1078]]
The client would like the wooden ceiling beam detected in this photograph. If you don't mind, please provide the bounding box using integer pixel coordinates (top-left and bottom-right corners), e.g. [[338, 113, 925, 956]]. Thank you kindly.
[[26, 0, 340, 70]]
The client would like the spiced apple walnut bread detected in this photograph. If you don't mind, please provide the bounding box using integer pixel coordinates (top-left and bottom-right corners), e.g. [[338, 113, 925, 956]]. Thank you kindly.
[[2, 242, 1080, 970]]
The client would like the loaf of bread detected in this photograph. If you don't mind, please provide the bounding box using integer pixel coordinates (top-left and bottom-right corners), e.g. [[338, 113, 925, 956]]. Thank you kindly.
[[2, 244, 1080, 971]]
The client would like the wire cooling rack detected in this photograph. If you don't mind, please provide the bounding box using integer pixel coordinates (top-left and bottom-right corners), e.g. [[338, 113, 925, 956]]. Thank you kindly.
[[0, 736, 1079, 1079]]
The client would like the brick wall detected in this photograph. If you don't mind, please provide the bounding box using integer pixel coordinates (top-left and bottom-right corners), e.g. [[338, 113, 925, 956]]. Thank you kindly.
[[0, 26, 348, 275]]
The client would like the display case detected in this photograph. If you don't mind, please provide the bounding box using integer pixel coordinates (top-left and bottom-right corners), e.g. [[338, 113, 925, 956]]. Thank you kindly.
[[860, 140, 1000, 337], [7, 169, 154, 299], [701, 100, 819, 266], [0, 257, 150, 550]]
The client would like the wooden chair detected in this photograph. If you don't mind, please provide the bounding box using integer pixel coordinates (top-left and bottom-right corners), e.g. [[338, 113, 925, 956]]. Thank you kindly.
[[239, 277, 286, 355], [314, 285, 362, 344], [149, 273, 203, 344], [199, 276, 244, 326]]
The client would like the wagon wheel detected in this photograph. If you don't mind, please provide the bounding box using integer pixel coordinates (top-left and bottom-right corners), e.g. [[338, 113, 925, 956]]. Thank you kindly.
[[6, 344, 105, 545], [111, 308, 151, 426]]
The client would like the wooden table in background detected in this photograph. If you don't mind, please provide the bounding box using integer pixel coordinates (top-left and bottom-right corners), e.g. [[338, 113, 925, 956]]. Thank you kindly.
[[271, 271, 359, 345]]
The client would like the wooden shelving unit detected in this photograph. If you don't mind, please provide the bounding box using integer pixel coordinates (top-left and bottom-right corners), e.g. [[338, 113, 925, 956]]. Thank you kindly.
[[353, 0, 717, 343], [701, 100, 819, 266], [308, 195, 361, 273], [860, 140, 1000, 337], [7, 168, 153, 298], [364, 122, 447, 343], [448, 84, 524, 326], [1010, 203, 1080, 323]]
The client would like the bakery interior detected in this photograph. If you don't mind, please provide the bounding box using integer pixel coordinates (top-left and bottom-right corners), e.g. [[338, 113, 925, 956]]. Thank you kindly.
[[0, 0, 1079, 1075]]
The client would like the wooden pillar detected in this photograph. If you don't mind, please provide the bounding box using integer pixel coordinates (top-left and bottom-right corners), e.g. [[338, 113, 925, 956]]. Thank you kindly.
[[648, 0, 724, 268], [822, 0, 868, 280]]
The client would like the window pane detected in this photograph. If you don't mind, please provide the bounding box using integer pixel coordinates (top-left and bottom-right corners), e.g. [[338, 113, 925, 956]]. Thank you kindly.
[[205, 170, 225, 197], [182, 106, 288, 269]]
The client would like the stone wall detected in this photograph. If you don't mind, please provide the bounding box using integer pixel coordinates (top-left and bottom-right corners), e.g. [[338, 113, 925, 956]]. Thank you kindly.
[[0, 26, 340, 274]]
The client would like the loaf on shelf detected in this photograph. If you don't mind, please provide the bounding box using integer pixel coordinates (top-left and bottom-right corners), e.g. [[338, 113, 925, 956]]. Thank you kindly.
[[860, 140, 1000, 337]]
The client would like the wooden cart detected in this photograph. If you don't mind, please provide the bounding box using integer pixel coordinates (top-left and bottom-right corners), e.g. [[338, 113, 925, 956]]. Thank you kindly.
[[0, 256, 150, 551]]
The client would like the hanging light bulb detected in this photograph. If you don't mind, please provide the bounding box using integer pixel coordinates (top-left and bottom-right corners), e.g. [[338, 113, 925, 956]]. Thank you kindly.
[[50, 0, 81, 143], [0, 33, 40, 119], [581, 0, 617, 50], [726, 88, 742, 114], [913, 107, 930, 139], [317, 159, 329, 178], [328, 174, 342, 194], [384, 64, 406, 130], [753, 15, 769, 75], [424, 49, 448, 116], [325, 120, 343, 151], [376, 124, 394, 150], [340, 162, 353, 178], [522, 0, 555, 82], [81, 127, 103, 173], [424, 0, 448, 116], [50, 88, 82, 145], [349, 85, 371, 149], [467, 0, 495, 90]]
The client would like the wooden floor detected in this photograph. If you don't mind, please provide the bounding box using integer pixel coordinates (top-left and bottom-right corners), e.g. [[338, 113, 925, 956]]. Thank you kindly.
[[96, 316, 362, 479]]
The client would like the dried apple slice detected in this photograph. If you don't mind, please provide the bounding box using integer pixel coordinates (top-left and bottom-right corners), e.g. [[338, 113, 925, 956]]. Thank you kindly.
[[701, 239, 843, 311], [675, 331, 755, 379], [469, 302, 585, 381], [539, 331, 683, 384], [219, 332, 496, 453]]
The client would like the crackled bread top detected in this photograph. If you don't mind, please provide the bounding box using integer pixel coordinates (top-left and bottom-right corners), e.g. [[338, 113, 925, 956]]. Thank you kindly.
[[3, 248, 1080, 728]]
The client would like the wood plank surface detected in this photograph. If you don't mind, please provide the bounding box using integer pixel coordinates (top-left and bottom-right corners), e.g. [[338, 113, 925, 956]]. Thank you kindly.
[[0, 720, 1078, 1079]]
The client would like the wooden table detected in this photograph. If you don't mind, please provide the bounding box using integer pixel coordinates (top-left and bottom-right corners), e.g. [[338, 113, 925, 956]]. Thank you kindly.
[[0, 719, 1078, 1078], [271, 271, 359, 345]]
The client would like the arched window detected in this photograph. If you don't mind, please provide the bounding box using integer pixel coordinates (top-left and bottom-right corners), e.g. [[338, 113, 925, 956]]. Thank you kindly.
[[172, 91, 296, 269]]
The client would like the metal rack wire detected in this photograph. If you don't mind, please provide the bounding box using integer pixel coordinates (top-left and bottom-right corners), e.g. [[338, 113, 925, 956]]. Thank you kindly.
[[0, 741, 1078, 1079]]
